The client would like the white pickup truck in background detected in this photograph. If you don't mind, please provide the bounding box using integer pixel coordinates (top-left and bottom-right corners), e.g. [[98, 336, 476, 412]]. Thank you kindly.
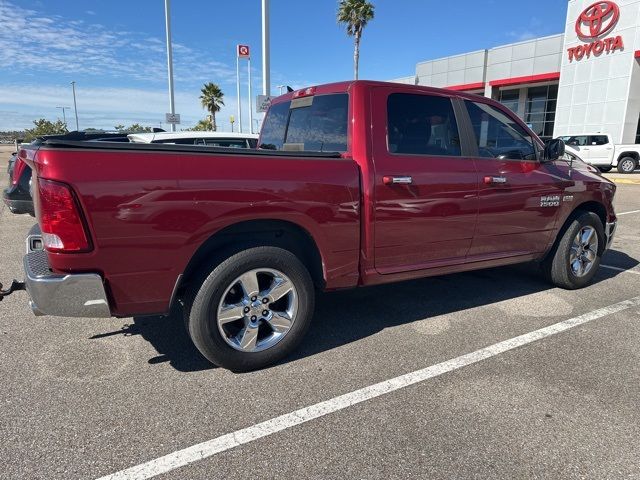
[[558, 134, 640, 174]]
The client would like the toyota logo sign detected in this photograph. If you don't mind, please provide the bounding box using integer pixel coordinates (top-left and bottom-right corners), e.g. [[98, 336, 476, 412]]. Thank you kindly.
[[575, 1, 620, 39], [568, 0, 624, 61]]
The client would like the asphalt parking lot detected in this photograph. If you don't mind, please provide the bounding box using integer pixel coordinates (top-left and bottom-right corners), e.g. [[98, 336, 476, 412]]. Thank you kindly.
[[1, 150, 639, 480]]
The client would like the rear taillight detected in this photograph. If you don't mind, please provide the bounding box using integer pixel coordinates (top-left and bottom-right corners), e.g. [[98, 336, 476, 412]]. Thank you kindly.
[[38, 178, 91, 252], [11, 159, 27, 186]]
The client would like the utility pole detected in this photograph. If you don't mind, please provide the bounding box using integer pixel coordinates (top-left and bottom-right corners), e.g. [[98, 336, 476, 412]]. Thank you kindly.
[[262, 0, 270, 96], [56, 106, 70, 126], [164, 0, 176, 132], [236, 51, 243, 133], [70, 81, 79, 131], [248, 56, 253, 133]]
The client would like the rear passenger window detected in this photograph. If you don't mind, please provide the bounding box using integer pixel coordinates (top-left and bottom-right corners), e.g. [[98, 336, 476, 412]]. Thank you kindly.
[[387, 93, 461, 156], [465, 101, 536, 161], [590, 135, 608, 145]]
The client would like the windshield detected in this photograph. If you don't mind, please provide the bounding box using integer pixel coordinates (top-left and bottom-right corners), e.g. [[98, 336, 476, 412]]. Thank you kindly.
[[259, 93, 348, 152]]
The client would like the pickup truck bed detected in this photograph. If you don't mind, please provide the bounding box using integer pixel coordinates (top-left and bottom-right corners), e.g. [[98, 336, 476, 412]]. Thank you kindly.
[[29, 140, 360, 316]]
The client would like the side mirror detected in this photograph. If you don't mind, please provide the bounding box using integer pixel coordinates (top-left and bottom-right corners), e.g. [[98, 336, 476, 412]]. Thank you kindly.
[[542, 138, 565, 162]]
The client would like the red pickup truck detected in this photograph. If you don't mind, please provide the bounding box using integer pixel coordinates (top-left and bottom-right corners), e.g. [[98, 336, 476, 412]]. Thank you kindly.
[[12, 81, 617, 371]]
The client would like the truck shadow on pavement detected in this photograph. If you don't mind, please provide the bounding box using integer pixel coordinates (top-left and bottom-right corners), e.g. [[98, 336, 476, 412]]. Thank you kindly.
[[92, 249, 638, 372]]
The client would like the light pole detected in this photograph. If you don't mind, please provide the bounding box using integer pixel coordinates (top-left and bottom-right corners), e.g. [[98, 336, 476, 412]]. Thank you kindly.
[[164, 0, 176, 132], [70, 81, 79, 131], [276, 85, 285, 95], [262, 0, 270, 96], [248, 56, 253, 133], [236, 51, 243, 133], [56, 106, 70, 126]]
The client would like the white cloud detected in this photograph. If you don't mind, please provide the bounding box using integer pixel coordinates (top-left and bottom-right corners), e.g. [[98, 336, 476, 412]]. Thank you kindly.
[[506, 17, 546, 42], [507, 31, 538, 42], [0, 1, 309, 133], [0, 84, 252, 132], [0, 0, 236, 85]]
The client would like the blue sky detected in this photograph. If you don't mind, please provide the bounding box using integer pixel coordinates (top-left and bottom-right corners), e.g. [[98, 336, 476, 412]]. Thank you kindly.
[[0, 0, 569, 132]]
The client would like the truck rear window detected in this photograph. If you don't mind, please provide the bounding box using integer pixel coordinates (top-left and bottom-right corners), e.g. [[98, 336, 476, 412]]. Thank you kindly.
[[259, 93, 348, 152]]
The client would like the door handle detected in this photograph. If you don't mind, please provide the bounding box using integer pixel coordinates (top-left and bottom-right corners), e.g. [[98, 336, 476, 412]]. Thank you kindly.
[[383, 176, 413, 185], [483, 176, 508, 185]]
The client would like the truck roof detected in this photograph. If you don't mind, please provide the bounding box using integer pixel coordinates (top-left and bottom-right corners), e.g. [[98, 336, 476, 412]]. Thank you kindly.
[[269, 80, 486, 106]]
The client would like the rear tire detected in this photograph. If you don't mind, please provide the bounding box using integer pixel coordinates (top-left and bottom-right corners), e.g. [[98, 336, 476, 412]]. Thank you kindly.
[[617, 157, 637, 174], [598, 166, 612, 173], [184, 246, 315, 372], [542, 211, 604, 290]]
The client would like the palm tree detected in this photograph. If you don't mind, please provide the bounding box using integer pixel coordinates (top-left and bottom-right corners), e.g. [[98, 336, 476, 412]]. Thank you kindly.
[[337, 0, 375, 80], [199, 83, 225, 131]]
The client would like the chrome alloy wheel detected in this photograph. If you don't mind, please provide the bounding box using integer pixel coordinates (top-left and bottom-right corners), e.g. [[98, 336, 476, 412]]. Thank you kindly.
[[619, 158, 635, 173], [569, 226, 598, 278], [216, 268, 298, 352]]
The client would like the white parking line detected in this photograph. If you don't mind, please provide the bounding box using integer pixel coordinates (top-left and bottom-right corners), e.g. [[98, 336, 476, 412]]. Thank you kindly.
[[601, 264, 640, 275], [96, 295, 640, 480], [618, 209, 640, 216]]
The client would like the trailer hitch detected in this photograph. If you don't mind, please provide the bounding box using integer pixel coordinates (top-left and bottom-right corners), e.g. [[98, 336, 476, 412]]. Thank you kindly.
[[0, 280, 26, 301]]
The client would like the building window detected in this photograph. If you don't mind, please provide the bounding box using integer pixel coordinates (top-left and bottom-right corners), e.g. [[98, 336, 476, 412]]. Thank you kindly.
[[498, 89, 520, 115], [524, 85, 558, 140]]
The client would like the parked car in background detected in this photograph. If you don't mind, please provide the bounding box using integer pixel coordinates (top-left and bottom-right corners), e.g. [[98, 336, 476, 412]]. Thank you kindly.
[[12, 81, 617, 372], [7, 151, 17, 175], [127, 131, 259, 148], [3, 154, 33, 215], [558, 134, 640, 173], [3, 132, 130, 215]]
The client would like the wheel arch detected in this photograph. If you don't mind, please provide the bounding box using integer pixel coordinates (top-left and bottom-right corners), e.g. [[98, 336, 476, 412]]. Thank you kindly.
[[572, 201, 607, 228], [545, 201, 607, 260], [616, 151, 640, 162], [178, 219, 326, 298]]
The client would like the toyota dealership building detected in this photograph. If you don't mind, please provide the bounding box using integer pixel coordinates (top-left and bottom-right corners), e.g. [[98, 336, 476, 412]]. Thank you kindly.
[[392, 0, 640, 144]]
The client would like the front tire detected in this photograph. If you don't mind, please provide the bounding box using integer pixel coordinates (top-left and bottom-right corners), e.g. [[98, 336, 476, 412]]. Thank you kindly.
[[598, 166, 612, 173], [617, 157, 637, 174], [185, 246, 315, 372], [542, 211, 604, 290]]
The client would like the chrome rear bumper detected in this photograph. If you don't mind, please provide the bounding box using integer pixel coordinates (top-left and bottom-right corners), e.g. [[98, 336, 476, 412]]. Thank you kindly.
[[24, 241, 111, 318]]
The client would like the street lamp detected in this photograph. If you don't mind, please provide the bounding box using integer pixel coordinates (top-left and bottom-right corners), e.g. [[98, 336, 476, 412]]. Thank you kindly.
[[164, 0, 176, 132], [70, 81, 79, 131], [56, 106, 70, 126], [262, 0, 270, 96], [276, 85, 286, 95]]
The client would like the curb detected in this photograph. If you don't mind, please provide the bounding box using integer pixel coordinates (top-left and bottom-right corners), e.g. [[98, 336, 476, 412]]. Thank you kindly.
[[608, 178, 640, 185]]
